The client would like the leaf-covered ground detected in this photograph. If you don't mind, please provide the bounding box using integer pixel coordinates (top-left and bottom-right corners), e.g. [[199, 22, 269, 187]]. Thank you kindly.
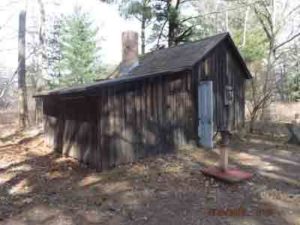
[[0, 132, 299, 225]]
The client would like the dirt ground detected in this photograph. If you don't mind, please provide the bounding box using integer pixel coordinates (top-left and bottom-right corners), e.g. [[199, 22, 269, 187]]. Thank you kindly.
[[0, 132, 299, 225]]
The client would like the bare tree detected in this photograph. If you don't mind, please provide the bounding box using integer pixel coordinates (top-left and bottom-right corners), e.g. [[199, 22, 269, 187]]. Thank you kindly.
[[34, 0, 47, 124], [37, 0, 47, 87], [241, 5, 250, 47], [18, 9, 29, 128], [252, 0, 300, 118], [246, 62, 273, 132]]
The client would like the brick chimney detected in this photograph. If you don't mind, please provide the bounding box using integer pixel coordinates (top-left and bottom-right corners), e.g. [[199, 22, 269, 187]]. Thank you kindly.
[[119, 31, 139, 76]]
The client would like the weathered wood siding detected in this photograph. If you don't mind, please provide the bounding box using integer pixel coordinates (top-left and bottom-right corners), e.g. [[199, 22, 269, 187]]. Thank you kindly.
[[43, 97, 64, 153], [43, 41, 248, 171], [43, 71, 196, 170], [197, 42, 246, 131], [97, 71, 195, 170], [226, 48, 246, 130], [61, 97, 98, 168], [197, 43, 228, 131]]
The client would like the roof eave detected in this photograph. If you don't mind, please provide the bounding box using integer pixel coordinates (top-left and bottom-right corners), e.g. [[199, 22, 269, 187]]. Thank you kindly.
[[33, 67, 193, 97]]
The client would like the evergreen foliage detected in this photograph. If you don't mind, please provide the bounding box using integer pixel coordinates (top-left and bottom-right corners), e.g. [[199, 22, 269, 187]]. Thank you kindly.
[[58, 7, 101, 87]]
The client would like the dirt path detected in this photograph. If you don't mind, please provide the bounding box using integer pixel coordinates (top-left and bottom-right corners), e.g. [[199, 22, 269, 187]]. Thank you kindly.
[[0, 135, 299, 225]]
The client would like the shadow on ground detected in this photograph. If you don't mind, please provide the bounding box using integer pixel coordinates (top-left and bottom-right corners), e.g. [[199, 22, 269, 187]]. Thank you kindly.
[[0, 134, 299, 225]]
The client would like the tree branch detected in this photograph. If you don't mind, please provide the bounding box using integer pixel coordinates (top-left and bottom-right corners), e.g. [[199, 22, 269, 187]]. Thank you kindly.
[[180, 0, 261, 24], [274, 32, 300, 51], [284, 5, 300, 20], [0, 48, 39, 99], [253, 6, 272, 41], [175, 26, 193, 44]]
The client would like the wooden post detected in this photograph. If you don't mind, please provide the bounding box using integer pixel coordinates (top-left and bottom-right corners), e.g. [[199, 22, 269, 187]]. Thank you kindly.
[[220, 146, 228, 171], [220, 131, 230, 171]]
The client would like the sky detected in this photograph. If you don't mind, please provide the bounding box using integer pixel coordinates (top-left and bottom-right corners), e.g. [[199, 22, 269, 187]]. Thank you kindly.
[[0, 0, 299, 73], [0, 0, 140, 71]]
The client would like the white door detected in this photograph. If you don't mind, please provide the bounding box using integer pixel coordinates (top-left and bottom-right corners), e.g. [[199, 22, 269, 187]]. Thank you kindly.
[[198, 81, 214, 149]]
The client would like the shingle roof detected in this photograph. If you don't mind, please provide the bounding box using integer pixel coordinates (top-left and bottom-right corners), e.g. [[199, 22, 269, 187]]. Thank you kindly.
[[130, 32, 228, 76], [35, 32, 251, 97]]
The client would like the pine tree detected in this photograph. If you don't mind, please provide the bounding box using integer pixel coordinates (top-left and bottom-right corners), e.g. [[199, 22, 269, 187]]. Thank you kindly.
[[59, 7, 100, 86], [150, 0, 193, 48]]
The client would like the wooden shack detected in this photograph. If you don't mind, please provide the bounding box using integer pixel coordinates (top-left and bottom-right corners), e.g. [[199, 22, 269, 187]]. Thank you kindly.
[[36, 32, 252, 171]]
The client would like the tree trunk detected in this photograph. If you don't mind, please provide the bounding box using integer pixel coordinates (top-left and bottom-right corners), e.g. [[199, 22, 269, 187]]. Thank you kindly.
[[168, 9, 176, 48], [38, 0, 47, 82], [141, 17, 145, 55], [167, 0, 178, 47], [35, 0, 47, 124], [168, 22, 175, 47], [261, 42, 274, 120], [18, 10, 29, 129], [249, 114, 257, 133], [242, 6, 249, 47], [225, 8, 229, 32]]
